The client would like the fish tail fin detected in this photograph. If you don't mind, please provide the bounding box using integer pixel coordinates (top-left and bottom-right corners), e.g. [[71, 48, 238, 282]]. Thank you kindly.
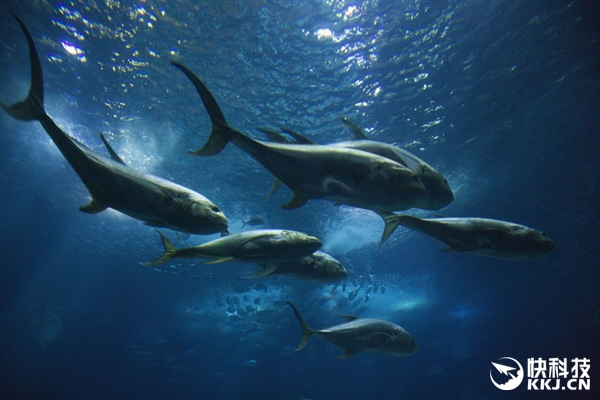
[[171, 61, 233, 156], [0, 14, 46, 122], [378, 212, 402, 246], [286, 302, 313, 351], [140, 231, 178, 266]]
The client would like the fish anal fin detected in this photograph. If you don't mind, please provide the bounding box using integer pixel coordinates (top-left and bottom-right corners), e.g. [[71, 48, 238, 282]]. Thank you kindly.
[[79, 198, 107, 214], [378, 212, 401, 246], [337, 349, 358, 359], [281, 191, 309, 210], [205, 256, 235, 265]]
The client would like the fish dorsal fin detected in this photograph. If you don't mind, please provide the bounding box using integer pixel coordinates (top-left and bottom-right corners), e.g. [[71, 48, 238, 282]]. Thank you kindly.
[[256, 128, 288, 143], [378, 212, 402, 246], [205, 256, 236, 265], [243, 262, 280, 279], [220, 229, 230, 237], [281, 191, 309, 210], [279, 127, 315, 144], [264, 178, 282, 200], [337, 349, 358, 359], [341, 117, 368, 140], [79, 198, 107, 214], [340, 315, 358, 322], [99, 133, 126, 165]]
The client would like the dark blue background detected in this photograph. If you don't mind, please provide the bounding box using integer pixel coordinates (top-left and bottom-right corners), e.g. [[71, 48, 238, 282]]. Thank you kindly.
[[1, 1, 599, 399]]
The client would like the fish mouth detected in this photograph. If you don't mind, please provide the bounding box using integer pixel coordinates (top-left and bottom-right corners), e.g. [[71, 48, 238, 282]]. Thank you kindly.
[[186, 214, 228, 235]]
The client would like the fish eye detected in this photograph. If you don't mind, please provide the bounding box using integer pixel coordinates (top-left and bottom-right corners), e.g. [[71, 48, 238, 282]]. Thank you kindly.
[[411, 175, 419, 182], [211, 205, 221, 213]]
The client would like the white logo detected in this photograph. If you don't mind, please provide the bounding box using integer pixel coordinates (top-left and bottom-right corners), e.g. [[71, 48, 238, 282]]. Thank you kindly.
[[490, 357, 524, 390]]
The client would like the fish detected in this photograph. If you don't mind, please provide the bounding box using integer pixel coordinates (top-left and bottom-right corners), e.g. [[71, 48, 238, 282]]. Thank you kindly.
[[286, 302, 418, 358], [347, 290, 357, 302], [337, 118, 453, 210], [0, 15, 228, 235], [394, 215, 556, 260], [142, 229, 323, 273], [29, 304, 61, 350], [254, 251, 347, 281], [260, 118, 454, 211], [241, 216, 265, 228], [171, 62, 429, 245]]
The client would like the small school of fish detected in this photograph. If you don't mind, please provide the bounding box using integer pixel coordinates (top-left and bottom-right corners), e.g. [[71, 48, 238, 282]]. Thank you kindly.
[[1, 14, 556, 357]]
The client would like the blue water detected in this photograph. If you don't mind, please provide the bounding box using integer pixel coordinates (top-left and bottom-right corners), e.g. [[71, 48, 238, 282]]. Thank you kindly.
[[1, 1, 599, 399]]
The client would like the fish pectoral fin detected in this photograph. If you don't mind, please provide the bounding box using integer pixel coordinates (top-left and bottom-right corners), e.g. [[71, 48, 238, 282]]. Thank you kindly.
[[79, 198, 107, 214], [440, 239, 468, 252], [364, 332, 394, 342], [378, 212, 401, 246], [243, 262, 280, 279], [337, 349, 358, 359], [339, 315, 359, 322], [264, 178, 282, 200], [205, 256, 236, 265], [441, 247, 459, 253], [478, 229, 507, 248], [478, 237, 498, 249], [281, 191, 309, 210]]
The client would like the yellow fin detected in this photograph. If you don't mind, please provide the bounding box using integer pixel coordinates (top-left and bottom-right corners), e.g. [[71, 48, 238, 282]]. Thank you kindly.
[[282, 191, 309, 210], [140, 231, 178, 266], [79, 198, 106, 214], [378, 212, 401, 246], [337, 349, 357, 359], [243, 262, 280, 279], [205, 256, 235, 265], [264, 179, 282, 200]]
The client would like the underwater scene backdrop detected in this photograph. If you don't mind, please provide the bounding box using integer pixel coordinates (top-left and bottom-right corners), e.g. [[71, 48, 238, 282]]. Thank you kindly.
[[1, 1, 599, 399]]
